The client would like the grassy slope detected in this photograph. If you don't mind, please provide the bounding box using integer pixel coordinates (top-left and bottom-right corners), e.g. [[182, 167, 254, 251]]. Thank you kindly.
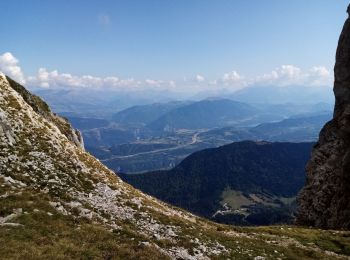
[[1, 188, 350, 260]]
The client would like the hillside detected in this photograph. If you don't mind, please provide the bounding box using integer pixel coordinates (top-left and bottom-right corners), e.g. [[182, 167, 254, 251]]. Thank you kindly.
[[112, 101, 191, 126], [248, 113, 331, 142], [147, 99, 261, 131], [199, 112, 331, 145], [2, 73, 350, 259], [120, 141, 313, 226]]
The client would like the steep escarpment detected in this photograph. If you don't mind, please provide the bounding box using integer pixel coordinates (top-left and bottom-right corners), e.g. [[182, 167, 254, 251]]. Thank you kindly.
[[297, 5, 350, 229]]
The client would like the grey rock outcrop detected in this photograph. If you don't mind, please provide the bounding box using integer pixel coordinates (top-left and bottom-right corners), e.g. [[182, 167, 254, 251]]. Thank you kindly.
[[297, 4, 350, 229], [5, 76, 84, 149]]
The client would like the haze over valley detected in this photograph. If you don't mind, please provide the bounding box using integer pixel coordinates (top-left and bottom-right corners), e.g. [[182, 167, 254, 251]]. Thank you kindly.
[[57, 95, 332, 174]]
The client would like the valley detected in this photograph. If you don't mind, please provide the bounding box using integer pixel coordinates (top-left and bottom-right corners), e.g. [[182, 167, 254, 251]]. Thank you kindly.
[[64, 104, 331, 173], [54, 99, 331, 226]]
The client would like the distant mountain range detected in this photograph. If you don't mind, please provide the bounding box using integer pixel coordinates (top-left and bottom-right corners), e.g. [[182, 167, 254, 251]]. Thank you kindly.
[[78, 110, 330, 173], [34, 88, 180, 118], [113, 98, 332, 133], [112, 101, 192, 126], [229, 85, 334, 104], [200, 112, 331, 143], [33, 84, 334, 120], [120, 141, 313, 225], [52, 96, 332, 174], [147, 99, 261, 131]]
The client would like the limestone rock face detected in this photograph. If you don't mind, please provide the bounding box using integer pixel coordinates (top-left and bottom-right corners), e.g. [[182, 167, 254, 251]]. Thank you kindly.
[[297, 5, 350, 229], [5, 75, 84, 149]]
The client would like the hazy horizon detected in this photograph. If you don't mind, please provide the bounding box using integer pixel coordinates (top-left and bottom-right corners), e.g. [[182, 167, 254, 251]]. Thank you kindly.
[[1, 1, 348, 99]]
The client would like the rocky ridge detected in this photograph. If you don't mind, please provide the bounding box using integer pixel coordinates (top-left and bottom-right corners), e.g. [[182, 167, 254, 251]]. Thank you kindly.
[[297, 4, 350, 230], [1, 73, 350, 259], [4, 76, 84, 148]]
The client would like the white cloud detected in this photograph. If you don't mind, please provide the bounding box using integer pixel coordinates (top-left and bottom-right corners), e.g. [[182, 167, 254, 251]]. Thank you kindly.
[[0, 52, 26, 84], [145, 79, 163, 86], [0, 52, 333, 94], [310, 66, 330, 78], [26, 65, 331, 93], [220, 70, 246, 90], [307, 66, 332, 86], [223, 71, 241, 83], [255, 65, 302, 86], [26, 67, 177, 91], [254, 65, 332, 87], [27, 68, 143, 90], [144, 79, 177, 90], [195, 75, 205, 82]]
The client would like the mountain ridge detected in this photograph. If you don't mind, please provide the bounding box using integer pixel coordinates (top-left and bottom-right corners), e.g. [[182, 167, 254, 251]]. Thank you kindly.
[[146, 99, 261, 131], [5, 75, 84, 148]]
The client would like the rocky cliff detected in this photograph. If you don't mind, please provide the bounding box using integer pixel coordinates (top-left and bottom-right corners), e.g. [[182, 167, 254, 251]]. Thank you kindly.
[[4, 75, 84, 148], [297, 5, 350, 229]]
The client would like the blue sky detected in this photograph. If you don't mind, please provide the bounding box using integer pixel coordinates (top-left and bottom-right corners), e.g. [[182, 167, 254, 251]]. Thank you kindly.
[[0, 0, 349, 92]]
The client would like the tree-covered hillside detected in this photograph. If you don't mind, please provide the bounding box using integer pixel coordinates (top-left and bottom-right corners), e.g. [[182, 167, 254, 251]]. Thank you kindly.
[[120, 141, 313, 225]]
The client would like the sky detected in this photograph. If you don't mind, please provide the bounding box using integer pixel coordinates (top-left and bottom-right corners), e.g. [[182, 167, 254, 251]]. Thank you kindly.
[[0, 0, 349, 93]]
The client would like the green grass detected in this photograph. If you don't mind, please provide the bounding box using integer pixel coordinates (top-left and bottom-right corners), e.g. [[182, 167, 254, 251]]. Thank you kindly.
[[1, 168, 350, 259], [240, 226, 350, 256], [221, 188, 253, 209], [4, 185, 349, 259], [0, 189, 169, 260]]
